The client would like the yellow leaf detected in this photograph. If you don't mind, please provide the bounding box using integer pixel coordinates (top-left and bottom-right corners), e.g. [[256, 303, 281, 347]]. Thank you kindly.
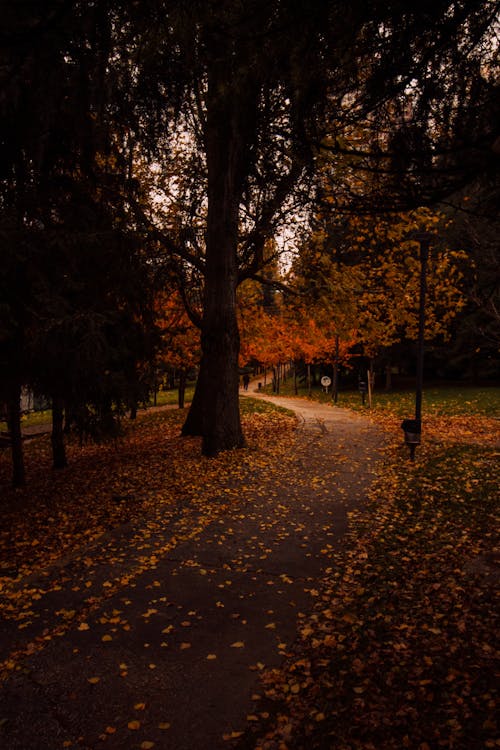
[[158, 723, 171, 730], [223, 731, 244, 740], [142, 609, 158, 618], [87, 677, 100, 684], [206, 654, 217, 660], [141, 743, 155, 749], [180, 643, 191, 650], [134, 702, 146, 710], [101, 634, 112, 642], [105, 726, 116, 734], [78, 622, 90, 631], [128, 720, 140, 730], [230, 641, 245, 648]]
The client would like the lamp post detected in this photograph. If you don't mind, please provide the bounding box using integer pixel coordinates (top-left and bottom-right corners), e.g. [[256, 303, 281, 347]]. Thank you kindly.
[[401, 232, 431, 460]]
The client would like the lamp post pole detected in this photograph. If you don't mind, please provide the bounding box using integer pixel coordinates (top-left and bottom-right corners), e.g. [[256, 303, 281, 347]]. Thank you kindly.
[[415, 234, 430, 430], [401, 232, 431, 460]]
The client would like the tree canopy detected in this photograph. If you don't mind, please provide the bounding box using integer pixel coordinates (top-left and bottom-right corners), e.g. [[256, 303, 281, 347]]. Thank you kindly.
[[1, 0, 498, 474]]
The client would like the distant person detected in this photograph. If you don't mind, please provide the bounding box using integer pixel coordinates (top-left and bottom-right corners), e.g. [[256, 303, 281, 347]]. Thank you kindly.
[[243, 373, 250, 390]]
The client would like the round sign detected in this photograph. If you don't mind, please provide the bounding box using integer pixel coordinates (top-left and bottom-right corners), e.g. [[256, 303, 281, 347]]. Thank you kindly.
[[321, 376, 332, 387]]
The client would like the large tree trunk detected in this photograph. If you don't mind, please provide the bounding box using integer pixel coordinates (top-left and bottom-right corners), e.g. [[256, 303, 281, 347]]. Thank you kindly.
[[6, 384, 25, 488], [51, 396, 67, 469], [182, 56, 252, 456]]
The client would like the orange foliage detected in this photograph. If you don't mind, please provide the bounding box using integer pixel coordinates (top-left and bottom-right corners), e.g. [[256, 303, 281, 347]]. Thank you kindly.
[[154, 290, 200, 371]]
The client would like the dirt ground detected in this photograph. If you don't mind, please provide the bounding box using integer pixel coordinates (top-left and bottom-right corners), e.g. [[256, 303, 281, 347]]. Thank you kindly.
[[0, 393, 388, 750]]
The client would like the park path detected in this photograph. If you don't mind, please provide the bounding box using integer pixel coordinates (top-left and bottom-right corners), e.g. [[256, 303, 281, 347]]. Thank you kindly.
[[0, 393, 388, 750]]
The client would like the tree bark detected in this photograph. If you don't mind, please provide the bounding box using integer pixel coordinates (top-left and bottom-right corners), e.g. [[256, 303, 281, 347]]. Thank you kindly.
[[182, 55, 251, 455], [7, 384, 25, 488], [51, 396, 68, 469]]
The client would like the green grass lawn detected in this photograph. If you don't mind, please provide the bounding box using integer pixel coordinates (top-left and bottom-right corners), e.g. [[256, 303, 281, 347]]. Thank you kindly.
[[149, 385, 196, 407], [260, 380, 500, 417]]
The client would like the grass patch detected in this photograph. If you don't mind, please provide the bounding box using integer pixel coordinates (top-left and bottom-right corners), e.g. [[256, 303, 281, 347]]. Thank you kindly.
[[149, 385, 196, 407], [260, 381, 500, 418], [240, 395, 295, 417]]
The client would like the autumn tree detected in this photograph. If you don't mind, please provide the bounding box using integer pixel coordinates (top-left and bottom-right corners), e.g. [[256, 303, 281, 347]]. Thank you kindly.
[[118, 0, 497, 455], [155, 289, 201, 408], [290, 207, 469, 386]]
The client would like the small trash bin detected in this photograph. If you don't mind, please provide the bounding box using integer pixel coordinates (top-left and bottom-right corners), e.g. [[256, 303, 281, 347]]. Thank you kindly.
[[401, 418, 421, 459], [358, 381, 367, 405]]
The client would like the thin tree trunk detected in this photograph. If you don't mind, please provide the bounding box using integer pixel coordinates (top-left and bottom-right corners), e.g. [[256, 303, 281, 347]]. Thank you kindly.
[[51, 396, 67, 469], [7, 384, 25, 488], [332, 334, 339, 403], [385, 362, 392, 391], [178, 369, 187, 409], [307, 363, 312, 398]]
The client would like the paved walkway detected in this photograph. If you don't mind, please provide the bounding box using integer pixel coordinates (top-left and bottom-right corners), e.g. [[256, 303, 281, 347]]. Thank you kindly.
[[0, 393, 387, 750]]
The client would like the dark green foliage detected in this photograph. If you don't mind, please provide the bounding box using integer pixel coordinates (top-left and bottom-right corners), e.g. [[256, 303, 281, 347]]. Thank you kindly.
[[0, 2, 158, 481]]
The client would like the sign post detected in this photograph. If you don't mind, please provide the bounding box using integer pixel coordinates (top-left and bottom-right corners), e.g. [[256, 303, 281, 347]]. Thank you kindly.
[[321, 376, 332, 394]]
